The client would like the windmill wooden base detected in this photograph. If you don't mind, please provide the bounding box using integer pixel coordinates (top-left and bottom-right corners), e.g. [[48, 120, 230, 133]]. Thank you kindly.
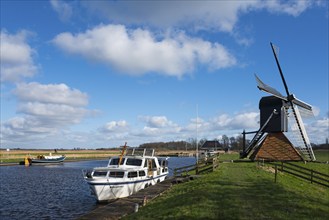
[[250, 132, 303, 161]]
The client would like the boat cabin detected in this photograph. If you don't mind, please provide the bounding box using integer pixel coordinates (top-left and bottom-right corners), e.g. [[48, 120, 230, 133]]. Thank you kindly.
[[84, 147, 169, 201], [89, 148, 168, 179]]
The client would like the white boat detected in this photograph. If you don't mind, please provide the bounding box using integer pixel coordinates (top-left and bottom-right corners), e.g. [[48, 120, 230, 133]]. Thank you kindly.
[[84, 147, 169, 202]]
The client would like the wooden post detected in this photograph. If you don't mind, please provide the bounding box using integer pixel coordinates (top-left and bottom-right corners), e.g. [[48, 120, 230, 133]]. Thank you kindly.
[[274, 164, 278, 183], [242, 130, 246, 153]]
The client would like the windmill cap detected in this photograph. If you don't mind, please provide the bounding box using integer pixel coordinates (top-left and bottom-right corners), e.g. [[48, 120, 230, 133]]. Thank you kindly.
[[259, 96, 285, 109]]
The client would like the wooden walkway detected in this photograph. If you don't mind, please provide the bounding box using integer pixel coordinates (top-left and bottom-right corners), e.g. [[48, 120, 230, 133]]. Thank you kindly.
[[78, 178, 173, 220]]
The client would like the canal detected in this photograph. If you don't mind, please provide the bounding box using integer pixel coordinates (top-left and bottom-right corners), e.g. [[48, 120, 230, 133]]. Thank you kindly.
[[0, 157, 195, 220]]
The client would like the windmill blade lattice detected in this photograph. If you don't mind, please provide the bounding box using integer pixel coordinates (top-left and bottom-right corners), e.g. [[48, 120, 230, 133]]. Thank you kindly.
[[291, 97, 313, 111], [286, 105, 315, 160]]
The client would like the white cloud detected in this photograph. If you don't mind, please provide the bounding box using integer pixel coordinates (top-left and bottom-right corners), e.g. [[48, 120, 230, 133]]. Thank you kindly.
[[81, 1, 317, 32], [261, 0, 313, 17], [230, 112, 260, 129], [139, 116, 175, 128], [1, 82, 95, 144], [312, 106, 320, 117], [77, 1, 319, 47], [3, 116, 57, 135], [133, 112, 257, 142], [3, 109, 326, 148], [14, 82, 88, 107], [0, 30, 38, 82], [100, 120, 128, 133], [52, 24, 236, 77], [136, 112, 259, 140], [210, 112, 259, 130], [134, 115, 181, 138], [50, 0, 73, 22], [306, 117, 329, 144], [142, 126, 160, 136], [17, 102, 89, 123]]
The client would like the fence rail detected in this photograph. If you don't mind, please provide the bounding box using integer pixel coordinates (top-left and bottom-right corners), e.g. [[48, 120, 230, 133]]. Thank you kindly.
[[264, 161, 329, 188], [173, 164, 196, 177], [174, 156, 219, 177]]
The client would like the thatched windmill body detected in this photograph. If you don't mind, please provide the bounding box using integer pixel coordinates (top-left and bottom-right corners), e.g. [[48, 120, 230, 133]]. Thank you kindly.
[[240, 43, 315, 161]]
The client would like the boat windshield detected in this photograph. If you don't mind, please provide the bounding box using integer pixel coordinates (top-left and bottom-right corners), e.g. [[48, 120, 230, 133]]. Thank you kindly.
[[126, 158, 142, 166], [109, 158, 125, 165]]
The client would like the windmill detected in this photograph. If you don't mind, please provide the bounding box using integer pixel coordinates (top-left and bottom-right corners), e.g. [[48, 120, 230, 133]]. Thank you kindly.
[[240, 42, 316, 161]]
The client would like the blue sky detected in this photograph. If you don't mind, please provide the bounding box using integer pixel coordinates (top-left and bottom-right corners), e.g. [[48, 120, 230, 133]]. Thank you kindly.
[[1, 0, 328, 149]]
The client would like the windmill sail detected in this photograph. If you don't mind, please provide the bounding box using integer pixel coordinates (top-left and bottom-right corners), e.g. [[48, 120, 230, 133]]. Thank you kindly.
[[286, 106, 315, 160], [255, 74, 287, 101], [269, 42, 316, 161], [291, 96, 313, 111]]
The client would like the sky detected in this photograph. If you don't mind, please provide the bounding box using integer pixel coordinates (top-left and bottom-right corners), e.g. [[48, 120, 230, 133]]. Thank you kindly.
[[0, 0, 328, 149]]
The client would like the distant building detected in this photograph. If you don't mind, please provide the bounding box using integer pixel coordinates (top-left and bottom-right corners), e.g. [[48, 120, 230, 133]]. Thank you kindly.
[[200, 141, 223, 151]]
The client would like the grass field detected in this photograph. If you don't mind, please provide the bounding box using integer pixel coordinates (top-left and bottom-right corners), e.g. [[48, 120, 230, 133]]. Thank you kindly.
[[314, 149, 329, 162], [1, 148, 328, 164], [124, 158, 329, 220], [0, 149, 192, 163], [0, 149, 121, 163]]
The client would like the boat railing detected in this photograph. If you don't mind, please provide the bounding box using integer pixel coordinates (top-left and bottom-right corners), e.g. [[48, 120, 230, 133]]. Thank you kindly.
[[125, 148, 154, 157]]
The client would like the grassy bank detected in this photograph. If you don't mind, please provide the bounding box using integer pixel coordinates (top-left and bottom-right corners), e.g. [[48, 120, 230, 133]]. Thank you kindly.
[[1, 149, 327, 163], [124, 153, 329, 220], [0, 149, 121, 163], [0, 149, 194, 163]]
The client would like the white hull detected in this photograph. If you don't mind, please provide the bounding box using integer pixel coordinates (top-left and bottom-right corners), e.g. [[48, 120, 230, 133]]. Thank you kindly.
[[87, 174, 167, 202]]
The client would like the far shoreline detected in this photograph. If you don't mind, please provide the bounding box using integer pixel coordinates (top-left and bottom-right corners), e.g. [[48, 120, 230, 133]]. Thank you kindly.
[[0, 149, 201, 165]]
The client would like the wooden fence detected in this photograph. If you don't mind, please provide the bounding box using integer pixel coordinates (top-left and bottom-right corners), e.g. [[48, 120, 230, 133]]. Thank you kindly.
[[174, 156, 219, 177], [264, 161, 329, 188]]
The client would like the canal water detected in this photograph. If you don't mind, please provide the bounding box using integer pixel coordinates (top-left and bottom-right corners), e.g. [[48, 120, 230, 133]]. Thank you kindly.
[[0, 157, 195, 220]]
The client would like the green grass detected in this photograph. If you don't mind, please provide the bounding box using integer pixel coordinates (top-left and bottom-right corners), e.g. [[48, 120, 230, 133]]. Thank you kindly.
[[314, 150, 329, 162], [218, 152, 241, 161], [288, 161, 329, 175], [124, 162, 329, 220], [0, 150, 120, 163]]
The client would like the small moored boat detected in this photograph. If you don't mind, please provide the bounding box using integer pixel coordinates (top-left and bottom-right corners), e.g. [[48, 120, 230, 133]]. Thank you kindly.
[[83, 144, 169, 202], [28, 154, 66, 164]]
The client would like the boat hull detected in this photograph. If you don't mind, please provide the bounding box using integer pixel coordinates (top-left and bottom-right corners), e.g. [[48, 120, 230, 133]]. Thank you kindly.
[[30, 156, 66, 164], [86, 174, 167, 202]]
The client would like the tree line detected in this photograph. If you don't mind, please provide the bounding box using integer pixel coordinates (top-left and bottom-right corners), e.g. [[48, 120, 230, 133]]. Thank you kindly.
[[138, 135, 247, 151], [138, 136, 328, 151]]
